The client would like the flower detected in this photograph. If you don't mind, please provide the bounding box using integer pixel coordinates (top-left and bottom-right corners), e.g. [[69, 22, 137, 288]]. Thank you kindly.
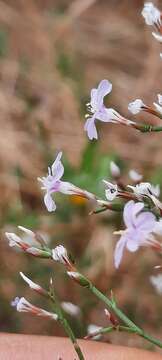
[[12, 297, 58, 320], [103, 180, 118, 201], [52, 245, 70, 265], [84, 80, 112, 140], [150, 274, 162, 294], [128, 99, 145, 114], [38, 152, 95, 212], [153, 94, 162, 115], [128, 182, 160, 199], [114, 201, 157, 268], [110, 161, 120, 178], [129, 170, 143, 182], [142, 2, 161, 26], [5, 228, 51, 258], [61, 302, 81, 317], [84, 80, 133, 140]]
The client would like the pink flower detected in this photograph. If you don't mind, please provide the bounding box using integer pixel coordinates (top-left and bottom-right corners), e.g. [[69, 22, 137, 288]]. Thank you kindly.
[[84, 80, 112, 140], [38, 152, 95, 212], [114, 201, 157, 268], [84, 80, 131, 140]]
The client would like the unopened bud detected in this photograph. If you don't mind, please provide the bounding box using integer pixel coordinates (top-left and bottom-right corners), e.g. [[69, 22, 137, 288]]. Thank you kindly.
[[67, 271, 91, 287]]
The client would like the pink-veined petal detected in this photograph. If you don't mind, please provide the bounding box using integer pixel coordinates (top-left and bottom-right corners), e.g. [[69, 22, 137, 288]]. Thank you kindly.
[[84, 117, 98, 140], [44, 192, 56, 212], [51, 152, 64, 181], [96, 80, 112, 108], [114, 235, 127, 268]]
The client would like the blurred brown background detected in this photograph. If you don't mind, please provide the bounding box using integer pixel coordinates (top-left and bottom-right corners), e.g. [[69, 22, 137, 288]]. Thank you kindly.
[[0, 0, 162, 354]]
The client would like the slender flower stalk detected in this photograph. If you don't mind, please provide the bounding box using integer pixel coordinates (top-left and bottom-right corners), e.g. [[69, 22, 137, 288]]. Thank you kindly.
[[67, 268, 162, 349], [48, 280, 85, 360], [19, 272, 85, 360]]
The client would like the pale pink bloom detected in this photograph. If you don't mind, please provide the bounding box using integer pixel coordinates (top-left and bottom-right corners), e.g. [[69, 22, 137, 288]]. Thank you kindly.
[[84, 80, 133, 140], [114, 201, 157, 268], [38, 152, 95, 212]]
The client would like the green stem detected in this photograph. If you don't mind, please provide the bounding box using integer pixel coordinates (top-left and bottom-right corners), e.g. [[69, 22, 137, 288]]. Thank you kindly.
[[89, 283, 162, 348], [49, 292, 85, 360], [134, 123, 162, 133]]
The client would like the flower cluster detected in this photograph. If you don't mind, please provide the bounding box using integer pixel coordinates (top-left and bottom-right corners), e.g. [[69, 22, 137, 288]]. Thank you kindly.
[[5, 3, 162, 357]]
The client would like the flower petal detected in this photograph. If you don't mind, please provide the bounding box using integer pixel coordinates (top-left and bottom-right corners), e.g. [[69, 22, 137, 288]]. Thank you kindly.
[[114, 235, 127, 268], [123, 201, 135, 228], [51, 152, 64, 181], [96, 80, 112, 108], [90, 89, 98, 109], [84, 117, 98, 140], [44, 192, 56, 212], [126, 238, 139, 252], [135, 212, 156, 231]]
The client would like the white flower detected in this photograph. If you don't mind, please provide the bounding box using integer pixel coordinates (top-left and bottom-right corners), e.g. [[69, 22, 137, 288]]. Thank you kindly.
[[61, 302, 81, 317], [13, 297, 58, 320], [150, 274, 162, 295], [129, 170, 143, 182], [110, 161, 120, 177], [128, 99, 145, 114], [142, 2, 161, 26], [153, 94, 162, 115], [87, 324, 102, 340], [128, 182, 160, 198], [52, 245, 69, 265], [160, 53, 162, 59], [20, 272, 42, 292], [103, 180, 118, 201]]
